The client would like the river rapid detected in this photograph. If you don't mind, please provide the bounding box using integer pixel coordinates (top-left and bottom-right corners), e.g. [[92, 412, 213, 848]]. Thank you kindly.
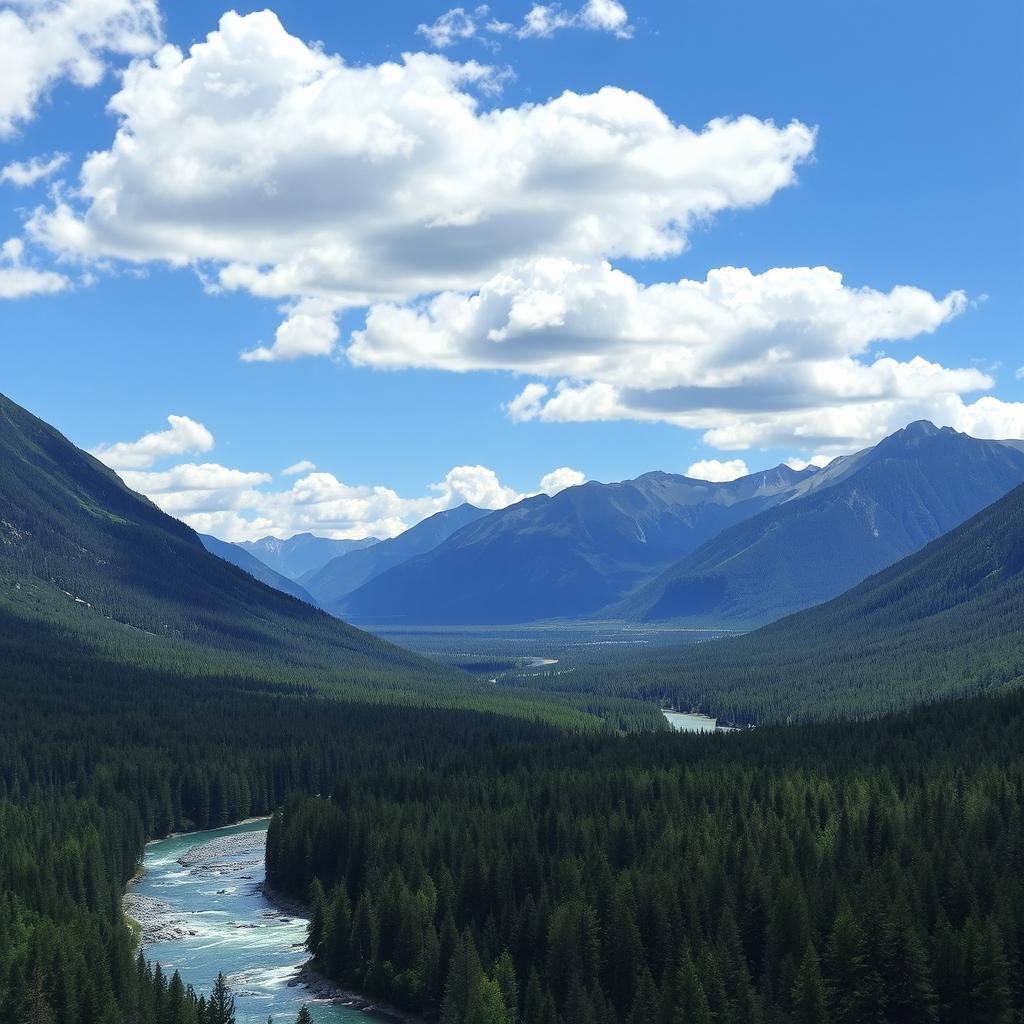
[[126, 820, 391, 1024]]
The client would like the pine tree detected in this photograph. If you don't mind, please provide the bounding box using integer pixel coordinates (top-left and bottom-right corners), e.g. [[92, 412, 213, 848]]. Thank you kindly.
[[791, 946, 828, 1024], [206, 975, 234, 1024]]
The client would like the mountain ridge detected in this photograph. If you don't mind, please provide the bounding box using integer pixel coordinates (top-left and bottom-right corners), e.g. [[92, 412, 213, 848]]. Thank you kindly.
[[599, 479, 1024, 721], [302, 502, 490, 611], [239, 532, 379, 580], [337, 463, 816, 624], [199, 532, 318, 604], [614, 421, 1024, 626]]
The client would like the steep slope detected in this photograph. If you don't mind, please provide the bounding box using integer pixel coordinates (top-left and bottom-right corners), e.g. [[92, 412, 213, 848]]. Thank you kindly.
[[339, 466, 814, 624], [596, 481, 1024, 721], [0, 392, 446, 686], [618, 421, 1024, 625], [302, 502, 489, 610], [238, 533, 379, 580], [199, 532, 317, 604]]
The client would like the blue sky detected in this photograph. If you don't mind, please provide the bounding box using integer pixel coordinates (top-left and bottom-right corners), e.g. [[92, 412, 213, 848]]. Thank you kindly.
[[0, 0, 1021, 539]]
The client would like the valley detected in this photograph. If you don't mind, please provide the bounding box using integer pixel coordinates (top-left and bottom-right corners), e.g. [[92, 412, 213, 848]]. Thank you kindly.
[[1, 411, 1022, 1024], [2, 9, 1020, 1024]]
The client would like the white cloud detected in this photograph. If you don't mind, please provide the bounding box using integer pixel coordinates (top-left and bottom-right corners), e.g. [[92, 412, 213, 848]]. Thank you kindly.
[[539, 465, 586, 494], [90, 414, 214, 470], [354, 259, 986, 450], [0, 0, 161, 137], [1017, 366, 1024, 381], [686, 458, 749, 482], [0, 236, 69, 298], [418, 6, 484, 47], [418, 1, 631, 47], [241, 299, 340, 363], [785, 454, 832, 471], [96, 412, 579, 541], [519, 0, 632, 39], [124, 460, 580, 542], [29, 9, 814, 351], [0, 152, 68, 187], [577, 0, 631, 36]]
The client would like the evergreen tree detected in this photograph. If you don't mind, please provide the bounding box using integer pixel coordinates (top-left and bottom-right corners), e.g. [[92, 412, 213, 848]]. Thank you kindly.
[[206, 975, 234, 1024], [791, 946, 828, 1024]]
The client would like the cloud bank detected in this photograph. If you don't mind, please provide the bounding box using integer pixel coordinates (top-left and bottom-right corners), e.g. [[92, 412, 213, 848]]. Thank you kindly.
[[91, 413, 586, 541], [19, 7, 1021, 454], [30, 11, 813, 327]]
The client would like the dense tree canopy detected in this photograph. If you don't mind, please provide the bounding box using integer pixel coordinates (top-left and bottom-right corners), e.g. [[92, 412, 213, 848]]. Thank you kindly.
[[267, 689, 1024, 1024]]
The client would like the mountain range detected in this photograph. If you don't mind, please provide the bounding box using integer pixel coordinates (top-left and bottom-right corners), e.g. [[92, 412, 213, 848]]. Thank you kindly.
[[237, 532, 378, 580], [330, 423, 1024, 626], [616, 420, 1024, 625], [335, 466, 815, 624], [616, 476, 1024, 721], [301, 502, 490, 612], [199, 532, 317, 604]]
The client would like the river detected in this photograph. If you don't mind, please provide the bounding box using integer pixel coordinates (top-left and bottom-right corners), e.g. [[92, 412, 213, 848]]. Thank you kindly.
[[662, 710, 719, 733], [127, 820, 389, 1024]]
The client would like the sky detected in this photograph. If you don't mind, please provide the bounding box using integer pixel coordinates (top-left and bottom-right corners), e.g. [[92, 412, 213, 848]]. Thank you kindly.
[[0, 0, 1021, 540]]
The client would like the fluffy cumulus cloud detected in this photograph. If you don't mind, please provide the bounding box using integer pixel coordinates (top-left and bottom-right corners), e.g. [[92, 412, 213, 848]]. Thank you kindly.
[[539, 466, 586, 494], [686, 458, 749, 483], [29, 9, 813, 353], [19, 8, 1015, 453], [352, 258, 1015, 450], [0, 152, 68, 187], [0, 0, 161, 137], [96, 413, 585, 541], [90, 413, 214, 469], [241, 299, 340, 363], [0, 236, 69, 298]]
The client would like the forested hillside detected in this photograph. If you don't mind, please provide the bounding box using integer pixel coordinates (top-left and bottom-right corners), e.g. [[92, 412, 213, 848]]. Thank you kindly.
[[0, 390, 455, 686], [566, 482, 1024, 722], [267, 687, 1024, 1024], [0, 601, 569, 1024]]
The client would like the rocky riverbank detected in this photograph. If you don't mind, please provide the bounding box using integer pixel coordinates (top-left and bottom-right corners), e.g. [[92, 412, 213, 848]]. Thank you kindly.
[[123, 891, 201, 943]]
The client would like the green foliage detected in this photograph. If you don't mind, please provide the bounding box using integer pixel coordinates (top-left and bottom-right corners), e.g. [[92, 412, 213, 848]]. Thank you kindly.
[[545, 483, 1024, 722], [266, 688, 1024, 1024]]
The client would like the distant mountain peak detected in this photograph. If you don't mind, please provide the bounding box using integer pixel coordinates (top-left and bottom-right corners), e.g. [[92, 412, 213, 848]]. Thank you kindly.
[[895, 419, 944, 440]]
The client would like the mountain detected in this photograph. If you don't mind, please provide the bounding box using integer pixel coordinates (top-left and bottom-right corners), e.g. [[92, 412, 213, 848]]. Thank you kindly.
[[337, 466, 815, 624], [616, 421, 1024, 626], [199, 532, 317, 604], [610, 479, 1024, 722], [238, 532, 379, 580], [302, 503, 490, 611], [0, 392, 446, 687]]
